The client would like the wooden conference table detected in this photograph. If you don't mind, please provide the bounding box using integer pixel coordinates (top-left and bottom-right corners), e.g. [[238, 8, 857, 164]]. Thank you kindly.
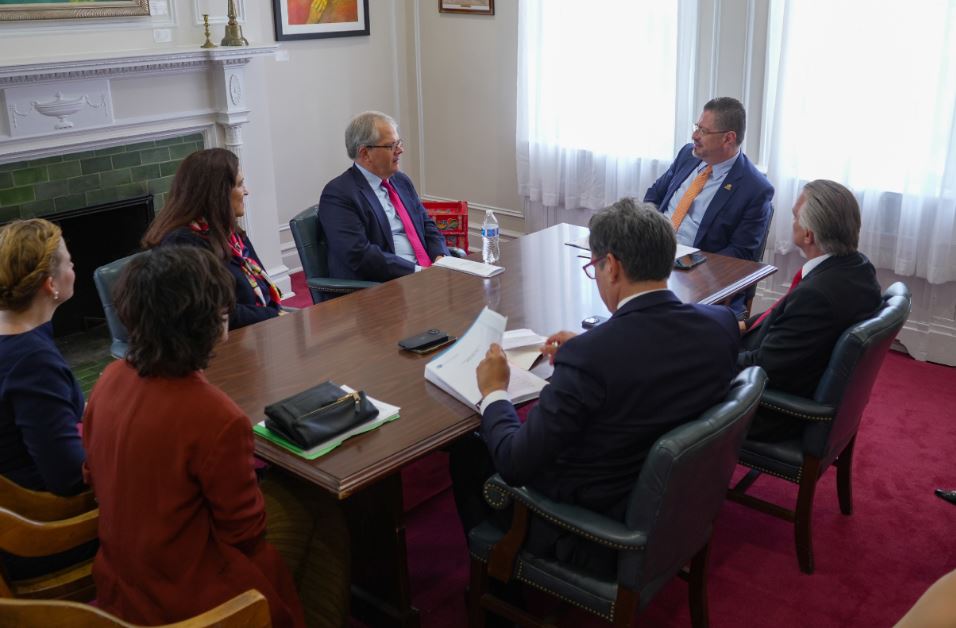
[[204, 222, 776, 626]]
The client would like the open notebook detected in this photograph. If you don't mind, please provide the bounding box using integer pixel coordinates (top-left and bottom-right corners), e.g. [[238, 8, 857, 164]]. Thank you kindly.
[[425, 307, 547, 408]]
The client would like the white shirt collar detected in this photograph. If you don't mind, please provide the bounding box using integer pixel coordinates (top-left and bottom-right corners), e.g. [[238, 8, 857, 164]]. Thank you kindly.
[[802, 253, 833, 278], [616, 287, 670, 311]]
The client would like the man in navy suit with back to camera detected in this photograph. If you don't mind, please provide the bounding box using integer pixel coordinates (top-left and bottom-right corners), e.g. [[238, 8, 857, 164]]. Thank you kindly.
[[318, 111, 448, 283], [645, 97, 773, 314], [450, 198, 741, 574], [738, 179, 882, 440]]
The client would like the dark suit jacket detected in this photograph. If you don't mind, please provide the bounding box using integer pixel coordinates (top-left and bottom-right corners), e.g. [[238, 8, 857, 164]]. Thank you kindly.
[[481, 290, 740, 517], [317, 166, 448, 282], [160, 228, 281, 330], [644, 143, 774, 261], [738, 252, 882, 398]]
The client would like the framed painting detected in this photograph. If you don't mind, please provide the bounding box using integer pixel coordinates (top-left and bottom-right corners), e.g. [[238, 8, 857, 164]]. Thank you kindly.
[[439, 0, 493, 16], [0, 0, 150, 21], [272, 0, 369, 41]]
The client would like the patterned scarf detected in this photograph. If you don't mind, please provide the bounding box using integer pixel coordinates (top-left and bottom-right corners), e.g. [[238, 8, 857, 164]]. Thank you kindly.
[[189, 219, 282, 307]]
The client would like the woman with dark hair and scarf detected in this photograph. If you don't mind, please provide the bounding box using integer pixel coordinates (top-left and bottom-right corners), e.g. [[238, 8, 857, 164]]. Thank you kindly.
[[142, 148, 285, 329]]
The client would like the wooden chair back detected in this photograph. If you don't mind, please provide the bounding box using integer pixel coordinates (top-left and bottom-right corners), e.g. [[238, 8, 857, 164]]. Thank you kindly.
[[0, 589, 271, 627], [0, 475, 96, 522], [0, 505, 98, 600]]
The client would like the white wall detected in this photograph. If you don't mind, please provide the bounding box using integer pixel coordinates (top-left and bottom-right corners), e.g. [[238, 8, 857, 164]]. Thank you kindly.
[[414, 0, 523, 239]]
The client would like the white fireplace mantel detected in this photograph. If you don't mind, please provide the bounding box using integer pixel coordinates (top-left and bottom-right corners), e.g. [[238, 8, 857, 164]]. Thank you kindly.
[[0, 45, 277, 87], [0, 43, 293, 296]]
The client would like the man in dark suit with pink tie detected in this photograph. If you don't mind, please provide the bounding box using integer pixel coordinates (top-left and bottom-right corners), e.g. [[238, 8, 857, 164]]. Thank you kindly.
[[318, 111, 448, 283]]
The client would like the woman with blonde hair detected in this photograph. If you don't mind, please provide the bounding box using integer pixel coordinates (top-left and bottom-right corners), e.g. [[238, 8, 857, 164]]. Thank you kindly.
[[0, 219, 84, 496], [0, 219, 94, 580]]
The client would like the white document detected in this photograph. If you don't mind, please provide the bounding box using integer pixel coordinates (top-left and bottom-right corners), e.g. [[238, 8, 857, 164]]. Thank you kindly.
[[425, 308, 547, 408], [566, 233, 699, 260], [503, 328, 546, 371], [502, 328, 546, 350], [433, 256, 504, 278]]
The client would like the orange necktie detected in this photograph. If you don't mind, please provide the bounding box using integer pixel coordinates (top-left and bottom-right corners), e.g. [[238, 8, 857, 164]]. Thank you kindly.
[[671, 165, 713, 231]]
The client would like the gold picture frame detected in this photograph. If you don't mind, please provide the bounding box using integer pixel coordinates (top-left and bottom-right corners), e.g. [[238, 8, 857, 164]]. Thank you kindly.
[[0, 0, 150, 22], [438, 0, 494, 16]]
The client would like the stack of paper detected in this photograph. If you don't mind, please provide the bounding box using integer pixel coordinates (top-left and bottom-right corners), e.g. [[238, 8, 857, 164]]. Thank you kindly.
[[433, 256, 504, 278], [254, 386, 400, 459], [503, 328, 546, 371], [425, 307, 547, 408], [566, 233, 699, 259]]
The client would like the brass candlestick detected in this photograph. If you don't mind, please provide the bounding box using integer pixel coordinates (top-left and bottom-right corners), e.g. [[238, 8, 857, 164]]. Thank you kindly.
[[200, 14, 217, 49], [221, 0, 249, 47]]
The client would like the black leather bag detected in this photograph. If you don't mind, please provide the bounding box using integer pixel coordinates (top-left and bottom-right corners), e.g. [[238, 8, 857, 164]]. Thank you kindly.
[[264, 381, 379, 449]]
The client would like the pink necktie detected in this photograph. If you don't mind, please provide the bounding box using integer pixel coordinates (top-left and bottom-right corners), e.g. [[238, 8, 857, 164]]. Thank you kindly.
[[382, 179, 431, 268], [750, 268, 803, 330]]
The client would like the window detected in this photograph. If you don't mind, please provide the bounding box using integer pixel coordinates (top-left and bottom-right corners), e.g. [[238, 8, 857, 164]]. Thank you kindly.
[[764, 0, 956, 282], [517, 0, 697, 228]]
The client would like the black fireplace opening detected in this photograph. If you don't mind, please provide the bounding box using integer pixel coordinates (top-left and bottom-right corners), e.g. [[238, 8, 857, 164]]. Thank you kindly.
[[44, 195, 155, 338]]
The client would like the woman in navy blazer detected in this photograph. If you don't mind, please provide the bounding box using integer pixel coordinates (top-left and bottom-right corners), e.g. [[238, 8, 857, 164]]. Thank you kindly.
[[0, 218, 94, 579], [142, 148, 285, 330]]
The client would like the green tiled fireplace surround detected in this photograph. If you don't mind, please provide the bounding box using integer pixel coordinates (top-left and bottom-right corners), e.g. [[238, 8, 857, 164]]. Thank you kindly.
[[0, 133, 204, 223]]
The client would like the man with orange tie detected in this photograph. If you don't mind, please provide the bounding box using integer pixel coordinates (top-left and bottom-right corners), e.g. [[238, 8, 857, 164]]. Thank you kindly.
[[644, 97, 773, 315], [318, 111, 448, 284], [738, 180, 881, 439]]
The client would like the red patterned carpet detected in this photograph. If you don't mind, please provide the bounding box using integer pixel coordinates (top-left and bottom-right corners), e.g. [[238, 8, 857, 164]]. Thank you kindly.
[[285, 274, 956, 626]]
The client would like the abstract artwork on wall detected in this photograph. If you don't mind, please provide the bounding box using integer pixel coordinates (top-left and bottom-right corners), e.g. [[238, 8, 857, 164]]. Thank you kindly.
[[0, 0, 150, 21], [272, 0, 370, 41]]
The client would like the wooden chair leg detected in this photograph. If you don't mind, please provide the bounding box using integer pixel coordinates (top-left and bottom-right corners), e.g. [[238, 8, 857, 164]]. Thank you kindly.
[[468, 557, 488, 628], [688, 542, 711, 628], [795, 456, 821, 574], [836, 436, 857, 516]]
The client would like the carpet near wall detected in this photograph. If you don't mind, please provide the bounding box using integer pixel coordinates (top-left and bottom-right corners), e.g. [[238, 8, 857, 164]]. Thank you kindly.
[[285, 274, 956, 627]]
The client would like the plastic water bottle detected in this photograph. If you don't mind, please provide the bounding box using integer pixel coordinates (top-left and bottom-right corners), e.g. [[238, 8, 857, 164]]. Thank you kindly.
[[481, 210, 500, 264]]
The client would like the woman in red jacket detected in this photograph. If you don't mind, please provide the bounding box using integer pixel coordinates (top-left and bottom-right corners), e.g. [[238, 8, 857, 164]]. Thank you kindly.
[[82, 246, 305, 627]]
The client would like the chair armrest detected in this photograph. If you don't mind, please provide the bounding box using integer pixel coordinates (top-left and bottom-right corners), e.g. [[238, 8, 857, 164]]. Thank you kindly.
[[485, 475, 647, 550], [759, 389, 836, 422], [448, 247, 467, 259], [306, 278, 379, 293]]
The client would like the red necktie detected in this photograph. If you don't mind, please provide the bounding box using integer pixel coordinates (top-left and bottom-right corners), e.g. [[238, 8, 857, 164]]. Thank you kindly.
[[382, 179, 431, 267], [750, 268, 803, 330]]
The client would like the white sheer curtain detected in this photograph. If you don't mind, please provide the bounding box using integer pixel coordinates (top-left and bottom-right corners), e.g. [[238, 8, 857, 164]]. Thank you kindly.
[[517, 0, 698, 232], [762, 0, 956, 283]]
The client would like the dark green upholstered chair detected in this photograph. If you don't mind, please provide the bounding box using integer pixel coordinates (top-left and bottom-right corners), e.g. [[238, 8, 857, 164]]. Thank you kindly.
[[290, 204, 468, 304], [728, 282, 912, 573], [289, 205, 379, 304], [468, 367, 767, 628], [93, 253, 143, 360], [743, 202, 775, 317]]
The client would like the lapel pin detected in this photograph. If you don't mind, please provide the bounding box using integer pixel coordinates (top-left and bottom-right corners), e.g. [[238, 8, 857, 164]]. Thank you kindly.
[[724, 183, 733, 191]]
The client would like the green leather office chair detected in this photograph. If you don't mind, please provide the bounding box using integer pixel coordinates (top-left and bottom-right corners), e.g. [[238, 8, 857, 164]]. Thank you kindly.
[[744, 202, 775, 316], [289, 205, 380, 304], [93, 252, 143, 359], [289, 204, 466, 304], [468, 367, 767, 628], [728, 282, 912, 573]]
